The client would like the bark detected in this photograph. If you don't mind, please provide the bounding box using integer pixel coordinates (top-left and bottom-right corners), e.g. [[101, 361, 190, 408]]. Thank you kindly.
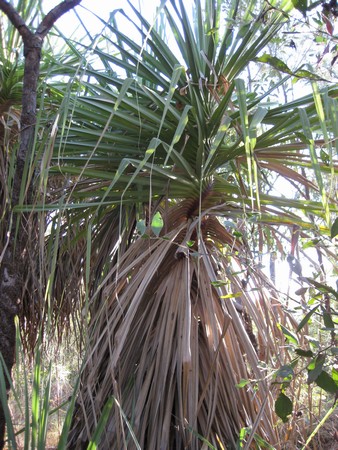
[[0, 1, 81, 447]]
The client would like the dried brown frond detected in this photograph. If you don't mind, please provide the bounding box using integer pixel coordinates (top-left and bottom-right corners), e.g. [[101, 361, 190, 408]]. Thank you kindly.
[[68, 203, 295, 449], [18, 171, 136, 352]]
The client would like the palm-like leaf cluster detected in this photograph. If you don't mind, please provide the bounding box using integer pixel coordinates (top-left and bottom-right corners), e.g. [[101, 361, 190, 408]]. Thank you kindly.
[[16, 0, 337, 447]]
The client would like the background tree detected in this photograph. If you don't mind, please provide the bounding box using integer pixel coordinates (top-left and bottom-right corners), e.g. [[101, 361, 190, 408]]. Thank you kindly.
[[0, 1, 81, 447]]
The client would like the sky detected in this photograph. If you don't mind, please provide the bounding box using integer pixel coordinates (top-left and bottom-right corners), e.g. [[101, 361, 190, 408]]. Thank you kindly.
[[42, 0, 159, 39]]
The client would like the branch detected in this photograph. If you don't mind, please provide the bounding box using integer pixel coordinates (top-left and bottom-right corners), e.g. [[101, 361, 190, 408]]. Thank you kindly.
[[0, 0, 31, 40], [0, 0, 82, 42], [37, 0, 82, 39]]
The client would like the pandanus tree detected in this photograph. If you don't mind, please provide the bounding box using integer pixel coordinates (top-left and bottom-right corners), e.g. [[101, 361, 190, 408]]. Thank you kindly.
[[10, 0, 337, 448], [41, 0, 338, 448]]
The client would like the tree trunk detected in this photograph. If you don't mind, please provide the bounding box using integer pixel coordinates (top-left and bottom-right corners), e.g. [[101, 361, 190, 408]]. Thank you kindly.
[[0, 2, 81, 447]]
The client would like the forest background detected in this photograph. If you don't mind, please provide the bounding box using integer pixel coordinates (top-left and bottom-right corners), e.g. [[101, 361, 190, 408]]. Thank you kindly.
[[0, 0, 337, 449]]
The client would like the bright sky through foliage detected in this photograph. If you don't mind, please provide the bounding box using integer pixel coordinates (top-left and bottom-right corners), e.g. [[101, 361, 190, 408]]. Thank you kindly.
[[41, 0, 337, 296], [43, 0, 158, 38]]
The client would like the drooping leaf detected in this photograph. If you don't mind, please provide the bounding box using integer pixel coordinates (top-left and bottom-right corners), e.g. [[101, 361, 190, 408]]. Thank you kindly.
[[332, 367, 338, 383], [151, 211, 164, 237], [315, 370, 338, 394], [297, 304, 320, 332], [295, 348, 314, 357], [306, 336, 320, 348], [279, 324, 298, 345], [302, 278, 338, 300], [294, 69, 327, 81], [136, 219, 146, 236], [307, 354, 325, 383], [322, 310, 335, 330], [320, 149, 330, 166], [275, 392, 293, 423], [322, 13, 334, 35], [291, 0, 308, 16], [331, 217, 338, 239], [256, 53, 325, 81], [275, 365, 294, 380], [295, 287, 308, 296], [301, 239, 320, 249], [256, 54, 292, 74]]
